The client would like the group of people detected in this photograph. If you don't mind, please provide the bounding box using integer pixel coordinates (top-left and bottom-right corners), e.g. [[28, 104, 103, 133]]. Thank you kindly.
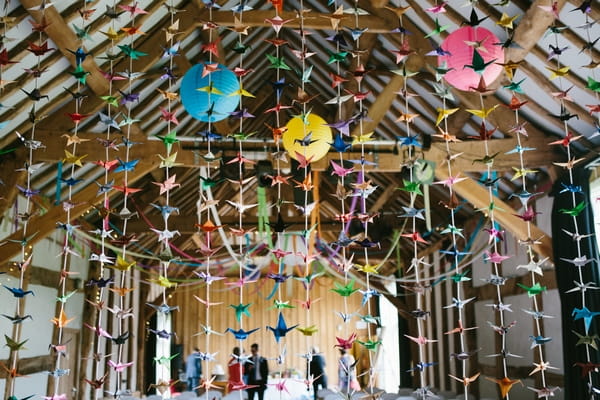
[[185, 345, 358, 400]]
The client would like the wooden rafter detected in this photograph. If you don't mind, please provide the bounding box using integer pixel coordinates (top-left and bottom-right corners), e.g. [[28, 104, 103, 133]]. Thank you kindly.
[[0, 162, 157, 266], [195, 9, 396, 32], [435, 167, 553, 261], [31, 127, 560, 170]]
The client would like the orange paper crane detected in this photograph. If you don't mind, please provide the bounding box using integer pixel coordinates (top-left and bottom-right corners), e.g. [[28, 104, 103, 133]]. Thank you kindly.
[[0, 362, 27, 378], [449, 372, 480, 387], [51, 310, 75, 328], [486, 376, 522, 398]]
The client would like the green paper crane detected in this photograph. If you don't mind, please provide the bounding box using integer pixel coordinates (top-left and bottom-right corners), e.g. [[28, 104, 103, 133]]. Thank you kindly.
[[331, 279, 359, 297], [72, 23, 92, 41], [587, 77, 600, 93], [441, 224, 464, 238], [155, 130, 179, 154], [118, 45, 148, 59], [451, 270, 471, 283], [230, 303, 252, 322], [399, 180, 423, 196], [465, 50, 496, 75], [559, 201, 586, 217], [517, 282, 547, 297], [503, 78, 526, 93], [266, 54, 291, 70], [478, 201, 505, 214], [270, 300, 295, 310], [56, 290, 78, 304], [70, 65, 90, 85], [154, 353, 179, 365], [5, 335, 27, 351], [425, 18, 451, 38], [327, 50, 349, 64], [358, 339, 382, 351], [100, 95, 120, 107]]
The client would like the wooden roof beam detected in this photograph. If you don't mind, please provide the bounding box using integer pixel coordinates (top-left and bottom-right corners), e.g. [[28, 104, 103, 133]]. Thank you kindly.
[[434, 167, 553, 262], [194, 9, 396, 33], [0, 162, 158, 266], [32, 128, 560, 171], [127, 215, 342, 234]]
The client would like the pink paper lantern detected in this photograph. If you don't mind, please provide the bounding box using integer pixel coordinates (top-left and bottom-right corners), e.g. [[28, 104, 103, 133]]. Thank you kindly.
[[438, 26, 505, 92]]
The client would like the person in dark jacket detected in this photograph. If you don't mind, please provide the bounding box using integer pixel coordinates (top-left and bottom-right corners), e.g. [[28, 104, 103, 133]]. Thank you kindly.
[[307, 346, 328, 400], [245, 343, 269, 400]]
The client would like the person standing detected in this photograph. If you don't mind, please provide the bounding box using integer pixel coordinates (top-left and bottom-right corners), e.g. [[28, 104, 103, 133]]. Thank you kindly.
[[308, 346, 328, 400], [246, 343, 269, 400], [186, 347, 202, 393], [228, 346, 245, 392], [337, 348, 357, 394]]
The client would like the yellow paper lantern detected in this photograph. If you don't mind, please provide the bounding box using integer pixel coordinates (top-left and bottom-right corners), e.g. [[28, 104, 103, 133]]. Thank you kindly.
[[283, 114, 332, 163]]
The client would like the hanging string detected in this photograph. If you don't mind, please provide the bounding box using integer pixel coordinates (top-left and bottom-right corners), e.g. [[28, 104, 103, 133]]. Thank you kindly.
[[397, 5, 430, 398], [465, 30, 515, 399], [547, 2, 596, 396], [108, 2, 149, 396], [434, 14, 476, 399], [263, 0, 296, 394], [4, 0, 46, 397], [85, 0, 122, 396], [147, 0, 182, 396], [47, 0, 91, 397], [223, 3, 259, 400], [347, 0, 381, 394]]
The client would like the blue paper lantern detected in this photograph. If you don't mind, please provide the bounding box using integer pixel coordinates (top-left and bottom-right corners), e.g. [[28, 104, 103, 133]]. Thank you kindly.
[[180, 63, 240, 122]]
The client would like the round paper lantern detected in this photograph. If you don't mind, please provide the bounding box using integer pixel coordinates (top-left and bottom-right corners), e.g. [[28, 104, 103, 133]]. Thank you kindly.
[[283, 114, 332, 163], [180, 63, 240, 122], [437, 26, 504, 92]]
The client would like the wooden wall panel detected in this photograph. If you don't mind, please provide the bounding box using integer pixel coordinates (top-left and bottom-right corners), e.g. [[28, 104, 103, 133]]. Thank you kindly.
[[170, 276, 366, 389]]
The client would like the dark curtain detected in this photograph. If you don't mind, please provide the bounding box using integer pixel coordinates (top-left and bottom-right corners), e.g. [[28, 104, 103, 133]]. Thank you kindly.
[[551, 167, 600, 398]]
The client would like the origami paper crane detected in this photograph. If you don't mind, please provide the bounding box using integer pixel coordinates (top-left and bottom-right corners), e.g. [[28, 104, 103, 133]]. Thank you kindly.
[[4, 286, 34, 298], [358, 339, 382, 351], [84, 372, 109, 389], [575, 362, 600, 377], [485, 376, 522, 398], [108, 360, 134, 372], [331, 279, 359, 297], [448, 372, 480, 387], [296, 325, 318, 336], [2, 314, 32, 324], [529, 361, 558, 376], [226, 327, 260, 340], [528, 386, 561, 398], [230, 303, 252, 322], [517, 282, 547, 297], [407, 361, 437, 373], [529, 335, 553, 348], [572, 306, 600, 333], [4, 335, 27, 351], [153, 354, 179, 365]]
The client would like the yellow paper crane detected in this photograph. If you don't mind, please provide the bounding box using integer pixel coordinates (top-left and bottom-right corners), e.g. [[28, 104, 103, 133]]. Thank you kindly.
[[435, 107, 459, 126]]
